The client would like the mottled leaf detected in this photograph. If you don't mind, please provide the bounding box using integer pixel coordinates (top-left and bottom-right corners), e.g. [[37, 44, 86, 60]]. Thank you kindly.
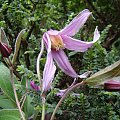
[[0, 28, 9, 45], [12, 29, 26, 64], [85, 60, 120, 86]]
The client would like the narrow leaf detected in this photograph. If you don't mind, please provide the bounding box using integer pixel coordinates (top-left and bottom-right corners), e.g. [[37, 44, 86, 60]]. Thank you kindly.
[[85, 60, 120, 86], [12, 29, 26, 64], [0, 28, 9, 45], [23, 95, 34, 118]]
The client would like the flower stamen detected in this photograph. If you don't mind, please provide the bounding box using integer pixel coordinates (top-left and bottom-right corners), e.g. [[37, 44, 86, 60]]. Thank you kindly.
[[49, 35, 65, 50]]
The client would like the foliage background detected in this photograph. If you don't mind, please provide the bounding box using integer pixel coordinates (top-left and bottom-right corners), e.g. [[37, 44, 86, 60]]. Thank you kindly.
[[0, 0, 120, 120]]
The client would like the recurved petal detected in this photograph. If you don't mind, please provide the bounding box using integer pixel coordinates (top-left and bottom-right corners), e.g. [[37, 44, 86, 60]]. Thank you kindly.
[[42, 51, 56, 92], [58, 9, 91, 36], [62, 36, 93, 52], [42, 33, 51, 52], [52, 49, 78, 78], [62, 27, 100, 52], [56, 89, 66, 96], [93, 26, 100, 42], [79, 71, 93, 78]]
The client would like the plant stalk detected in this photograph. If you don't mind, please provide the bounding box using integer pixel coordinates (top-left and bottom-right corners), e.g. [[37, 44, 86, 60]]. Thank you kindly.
[[36, 39, 46, 120], [41, 97, 46, 120], [36, 39, 44, 86], [50, 81, 85, 120], [8, 58, 26, 120]]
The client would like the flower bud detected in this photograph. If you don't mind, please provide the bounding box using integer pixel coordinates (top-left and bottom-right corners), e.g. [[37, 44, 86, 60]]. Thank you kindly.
[[30, 81, 40, 91], [0, 42, 12, 58], [104, 80, 120, 92]]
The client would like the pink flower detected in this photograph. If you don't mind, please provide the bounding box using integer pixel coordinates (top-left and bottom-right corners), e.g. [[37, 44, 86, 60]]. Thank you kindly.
[[30, 81, 40, 91], [42, 9, 100, 92], [104, 80, 120, 92], [0, 42, 12, 58]]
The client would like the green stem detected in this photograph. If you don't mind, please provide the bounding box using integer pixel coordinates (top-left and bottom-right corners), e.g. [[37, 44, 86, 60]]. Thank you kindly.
[[36, 39, 44, 86], [8, 58, 26, 120], [36, 38, 45, 120], [41, 97, 46, 120], [50, 81, 85, 120], [36, 37, 45, 120]]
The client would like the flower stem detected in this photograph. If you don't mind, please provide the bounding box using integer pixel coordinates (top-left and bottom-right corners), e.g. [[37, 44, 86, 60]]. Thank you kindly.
[[50, 81, 85, 120], [36, 39, 44, 86], [8, 58, 26, 120], [36, 38, 46, 120], [36, 39, 46, 120], [41, 97, 46, 120]]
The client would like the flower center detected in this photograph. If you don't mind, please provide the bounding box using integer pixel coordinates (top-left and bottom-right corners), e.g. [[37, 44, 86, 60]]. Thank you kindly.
[[49, 35, 65, 50]]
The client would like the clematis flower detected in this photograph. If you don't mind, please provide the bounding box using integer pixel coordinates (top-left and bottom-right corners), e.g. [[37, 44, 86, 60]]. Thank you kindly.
[[42, 9, 100, 92], [0, 42, 12, 58], [30, 81, 40, 91]]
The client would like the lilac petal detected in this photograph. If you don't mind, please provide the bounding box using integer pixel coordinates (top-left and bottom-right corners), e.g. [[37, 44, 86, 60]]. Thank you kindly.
[[42, 33, 56, 92], [62, 36, 93, 52], [62, 27, 100, 52], [56, 89, 66, 96], [58, 9, 91, 36], [47, 29, 59, 36], [42, 33, 51, 52], [93, 26, 100, 42], [79, 71, 93, 78], [42, 51, 56, 92], [30, 81, 40, 91], [52, 49, 78, 78]]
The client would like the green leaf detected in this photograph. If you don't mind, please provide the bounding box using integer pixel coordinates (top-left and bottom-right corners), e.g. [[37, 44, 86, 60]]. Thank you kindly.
[[0, 28, 9, 45], [0, 95, 16, 109], [0, 109, 21, 120], [21, 77, 34, 118], [111, 76, 120, 81], [23, 95, 34, 118], [0, 63, 15, 103], [85, 60, 120, 86], [12, 29, 26, 64]]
